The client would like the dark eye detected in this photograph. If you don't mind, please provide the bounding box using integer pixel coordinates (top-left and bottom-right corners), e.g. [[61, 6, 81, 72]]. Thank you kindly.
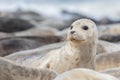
[[70, 26, 73, 29], [82, 26, 89, 30]]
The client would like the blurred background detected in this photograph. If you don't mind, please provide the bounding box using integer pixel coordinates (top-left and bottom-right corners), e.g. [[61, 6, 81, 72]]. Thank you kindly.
[[0, 0, 120, 56], [1, 0, 120, 20]]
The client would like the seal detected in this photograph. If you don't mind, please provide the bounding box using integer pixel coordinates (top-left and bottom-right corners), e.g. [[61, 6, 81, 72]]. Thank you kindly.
[[54, 68, 118, 80], [97, 40, 120, 54], [0, 57, 57, 80], [31, 19, 98, 73], [95, 51, 120, 71], [0, 36, 61, 57], [101, 67, 120, 79]]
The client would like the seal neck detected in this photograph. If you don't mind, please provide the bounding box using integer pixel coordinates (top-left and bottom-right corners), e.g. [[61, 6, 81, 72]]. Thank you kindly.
[[65, 40, 97, 69]]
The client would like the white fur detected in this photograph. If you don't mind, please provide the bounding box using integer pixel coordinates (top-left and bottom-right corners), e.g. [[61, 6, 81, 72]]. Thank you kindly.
[[54, 68, 118, 80]]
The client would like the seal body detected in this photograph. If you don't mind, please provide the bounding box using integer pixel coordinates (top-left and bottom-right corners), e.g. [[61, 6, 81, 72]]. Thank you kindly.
[[0, 57, 57, 80], [31, 19, 98, 73], [101, 67, 120, 79], [96, 51, 120, 71], [54, 68, 118, 80]]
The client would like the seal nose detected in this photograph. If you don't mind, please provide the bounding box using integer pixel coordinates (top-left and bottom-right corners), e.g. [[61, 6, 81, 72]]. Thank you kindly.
[[70, 31, 75, 34]]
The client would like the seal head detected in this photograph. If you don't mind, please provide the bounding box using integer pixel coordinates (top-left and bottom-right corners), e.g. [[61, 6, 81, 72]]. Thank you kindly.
[[67, 19, 98, 44]]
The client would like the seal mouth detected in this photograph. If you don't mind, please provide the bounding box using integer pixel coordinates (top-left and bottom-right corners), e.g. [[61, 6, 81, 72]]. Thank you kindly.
[[70, 38, 84, 42], [68, 35, 85, 42]]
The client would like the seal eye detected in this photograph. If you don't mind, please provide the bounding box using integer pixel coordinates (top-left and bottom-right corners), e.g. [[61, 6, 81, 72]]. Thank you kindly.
[[70, 26, 73, 29], [82, 26, 89, 30]]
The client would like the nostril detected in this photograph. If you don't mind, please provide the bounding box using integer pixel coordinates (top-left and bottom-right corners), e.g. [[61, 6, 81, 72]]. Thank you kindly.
[[70, 31, 75, 34]]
